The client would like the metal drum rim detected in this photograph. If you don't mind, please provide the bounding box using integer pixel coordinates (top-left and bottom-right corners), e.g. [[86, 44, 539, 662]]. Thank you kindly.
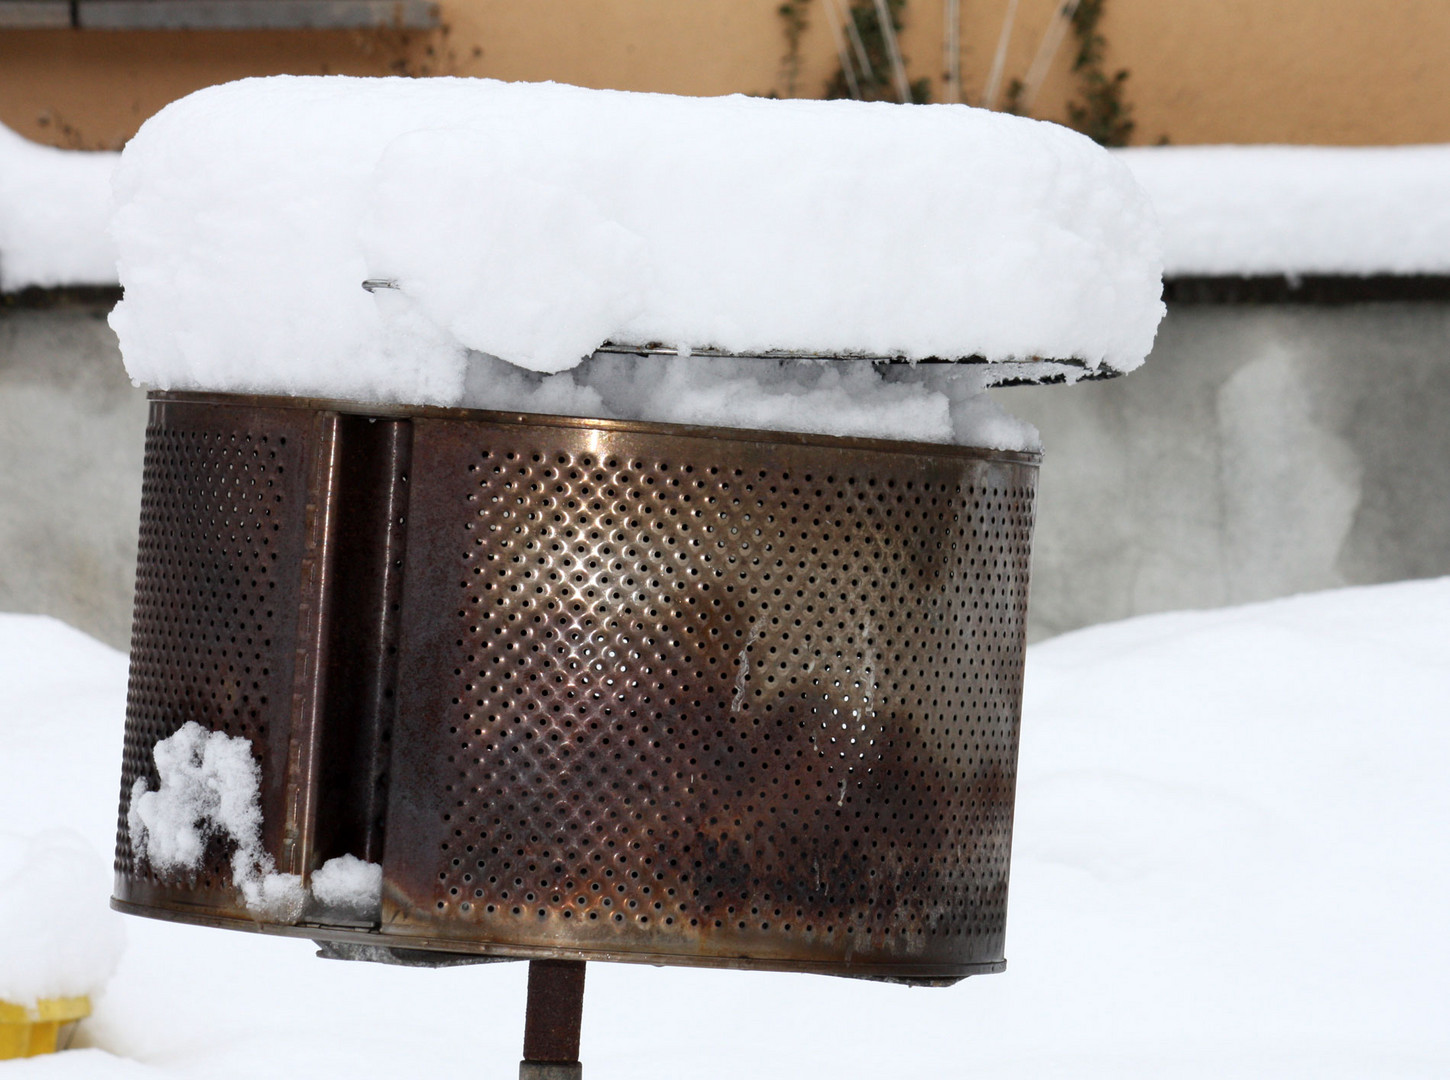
[[147, 390, 1043, 466], [110, 897, 1003, 982]]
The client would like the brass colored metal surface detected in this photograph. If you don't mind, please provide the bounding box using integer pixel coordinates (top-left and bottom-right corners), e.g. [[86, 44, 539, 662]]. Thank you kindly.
[[114, 393, 1038, 983], [115, 398, 318, 919]]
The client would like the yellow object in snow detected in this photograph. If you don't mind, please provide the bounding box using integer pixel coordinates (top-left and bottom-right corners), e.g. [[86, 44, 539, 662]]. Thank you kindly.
[[0, 996, 91, 1059]]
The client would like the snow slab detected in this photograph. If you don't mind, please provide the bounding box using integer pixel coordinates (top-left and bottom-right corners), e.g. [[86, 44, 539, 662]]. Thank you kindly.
[[0, 615, 128, 1007], [109, 75, 1165, 411], [0, 1049, 160, 1078], [0, 123, 119, 292], [1117, 144, 1450, 277], [2, 578, 1447, 1076]]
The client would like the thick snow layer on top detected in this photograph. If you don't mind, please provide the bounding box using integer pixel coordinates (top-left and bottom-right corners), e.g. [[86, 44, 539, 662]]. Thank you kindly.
[[110, 75, 1164, 408], [4, 578, 1448, 1074], [0, 124, 119, 291], [0, 830, 126, 1005], [1118, 144, 1450, 277]]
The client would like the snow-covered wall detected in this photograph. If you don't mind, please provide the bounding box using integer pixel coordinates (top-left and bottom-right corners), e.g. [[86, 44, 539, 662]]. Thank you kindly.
[[0, 123, 118, 291], [9, 107, 1450, 293], [1117, 145, 1450, 277]]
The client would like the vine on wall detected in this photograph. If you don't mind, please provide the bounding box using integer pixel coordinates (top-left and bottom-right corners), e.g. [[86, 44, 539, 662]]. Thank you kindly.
[[824, 0, 931, 102], [778, 0, 811, 97], [1065, 0, 1136, 146], [773, 0, 1142, 143], [352, 22, 481, 79]]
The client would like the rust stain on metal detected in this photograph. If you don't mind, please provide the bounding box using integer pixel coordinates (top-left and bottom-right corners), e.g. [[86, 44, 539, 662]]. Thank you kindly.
[[522, 960, 587, 1064]]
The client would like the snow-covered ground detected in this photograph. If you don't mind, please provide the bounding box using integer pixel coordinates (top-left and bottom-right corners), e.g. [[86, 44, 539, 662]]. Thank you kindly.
[[2, 578, 1446, 1078]]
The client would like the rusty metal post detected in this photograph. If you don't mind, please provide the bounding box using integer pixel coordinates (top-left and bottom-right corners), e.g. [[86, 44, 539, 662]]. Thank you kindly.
[[521, 960, 587, 1080]]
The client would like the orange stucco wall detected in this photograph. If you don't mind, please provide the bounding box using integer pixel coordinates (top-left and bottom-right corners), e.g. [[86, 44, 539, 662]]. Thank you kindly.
[[2, 0, 1449, 150]]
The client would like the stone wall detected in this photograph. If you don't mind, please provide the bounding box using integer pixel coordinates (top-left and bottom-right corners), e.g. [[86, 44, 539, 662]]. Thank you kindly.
[[3, 298, 1447, 649]]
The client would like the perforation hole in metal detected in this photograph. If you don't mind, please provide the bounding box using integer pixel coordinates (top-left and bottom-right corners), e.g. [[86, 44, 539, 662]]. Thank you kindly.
[[415, 427, 1035, 963], [116, 411, 304, 888]]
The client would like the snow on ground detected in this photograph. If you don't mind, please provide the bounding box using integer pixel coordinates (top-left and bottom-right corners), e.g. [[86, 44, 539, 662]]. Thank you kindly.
[[0, 124, 118, 292], [1117, 144, 1450, 277], [2, 578, 1446, 1078], [109, 75, 1164, 407], [0, 830, 125, 1008]]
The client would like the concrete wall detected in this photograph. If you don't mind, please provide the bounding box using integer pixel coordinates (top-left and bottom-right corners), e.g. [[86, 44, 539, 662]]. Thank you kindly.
[[998, 303, 1450, 639], [7, 0, 1450, 151], [0, 303, 147, 647], [3, 299, 1448, 649]]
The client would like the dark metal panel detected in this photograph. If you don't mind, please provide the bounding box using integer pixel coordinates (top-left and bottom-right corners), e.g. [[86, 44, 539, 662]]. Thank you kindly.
[[279, 411, 341, 880], [114, 398, 318, 919], [115, 401, 417, 927], [380, 414, 1035, 979], [311, 415, 412, 875], [114, 395, 1036, 979]]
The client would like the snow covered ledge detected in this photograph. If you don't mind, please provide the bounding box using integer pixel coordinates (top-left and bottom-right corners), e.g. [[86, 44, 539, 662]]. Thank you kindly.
[[1118, 144, 1450, 302], [0, 124, 118, 293]]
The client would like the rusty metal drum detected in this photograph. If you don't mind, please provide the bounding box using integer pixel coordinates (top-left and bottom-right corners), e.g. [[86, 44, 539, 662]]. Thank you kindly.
[[114, 390, 1038, 984]]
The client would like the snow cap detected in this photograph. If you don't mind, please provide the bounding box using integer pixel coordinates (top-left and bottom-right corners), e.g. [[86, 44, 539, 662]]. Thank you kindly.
[[111, 75, 1164, 407]]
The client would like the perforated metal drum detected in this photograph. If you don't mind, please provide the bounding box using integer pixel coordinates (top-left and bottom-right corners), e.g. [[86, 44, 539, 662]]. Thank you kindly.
[[114, 391, 1038, 985]]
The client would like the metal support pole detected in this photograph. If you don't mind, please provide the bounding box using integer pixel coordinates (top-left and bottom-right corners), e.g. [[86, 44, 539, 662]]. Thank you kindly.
[[520, 960, 587, 1080]]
